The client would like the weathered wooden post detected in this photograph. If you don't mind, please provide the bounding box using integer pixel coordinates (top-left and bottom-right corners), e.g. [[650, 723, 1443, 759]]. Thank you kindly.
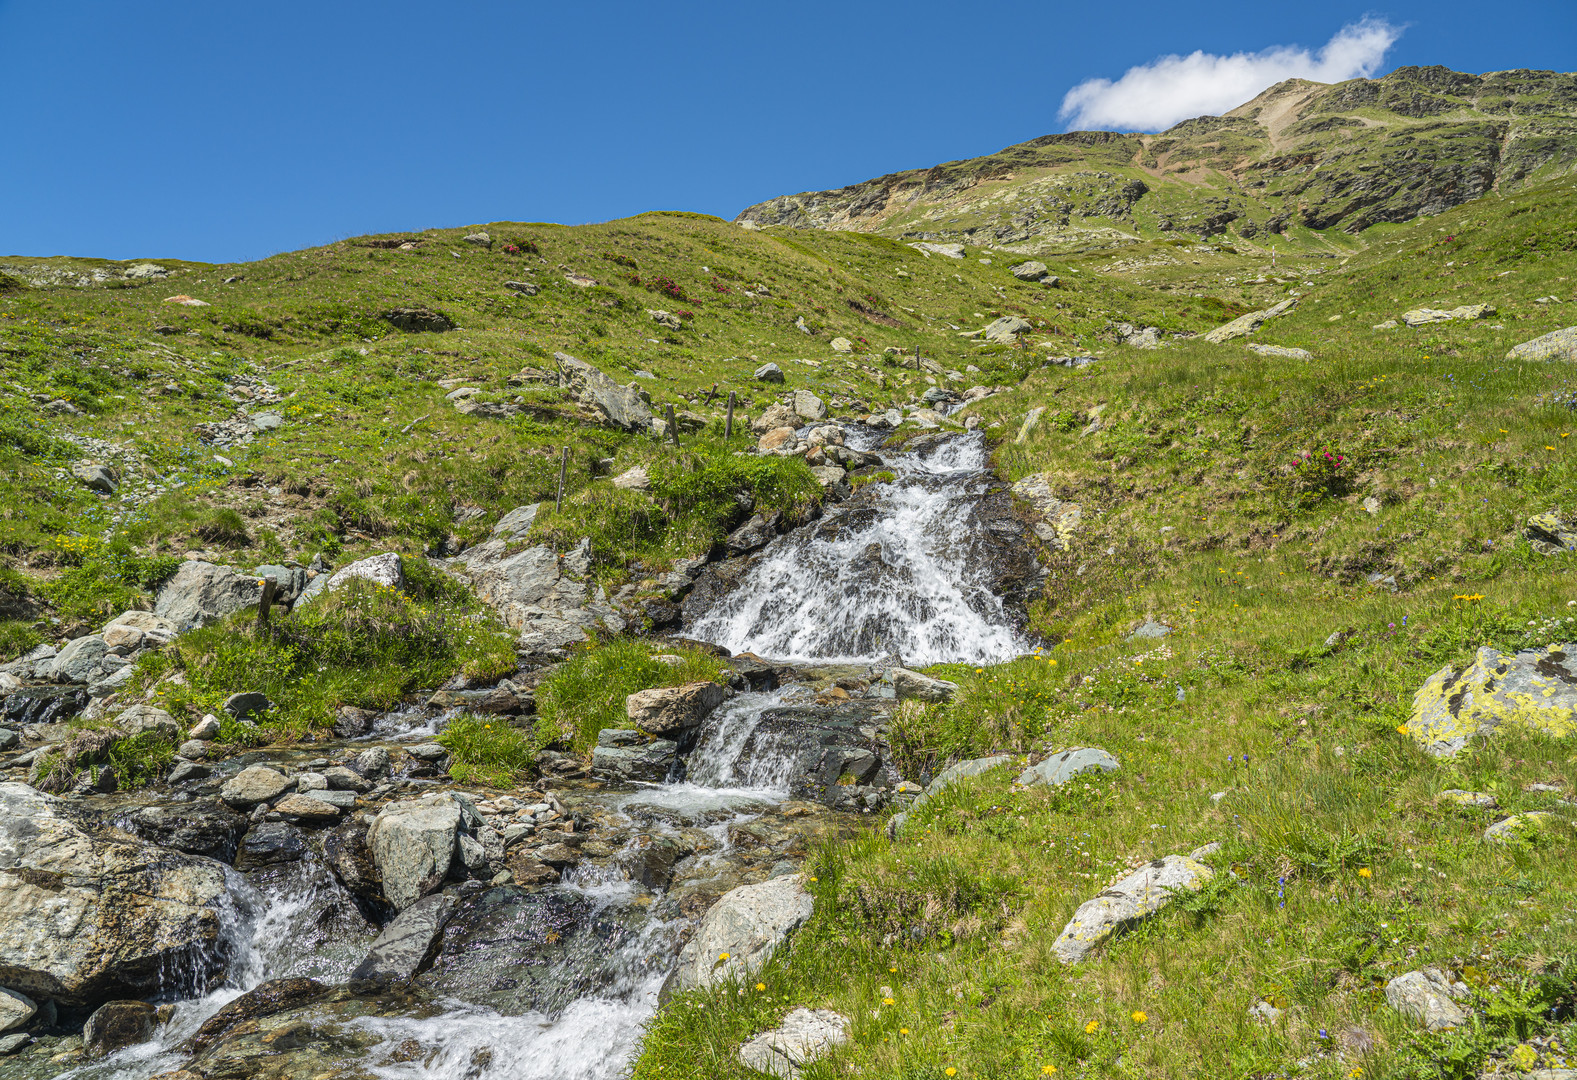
[[665, 404, 679, 445], [724, 390, 736, 439], [555, 446, 569, 512], [257, 575, 278, 632]]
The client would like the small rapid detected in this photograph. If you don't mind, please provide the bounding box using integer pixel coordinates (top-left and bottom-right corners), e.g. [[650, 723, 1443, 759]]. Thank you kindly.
[[686, 431, 1026, 665]]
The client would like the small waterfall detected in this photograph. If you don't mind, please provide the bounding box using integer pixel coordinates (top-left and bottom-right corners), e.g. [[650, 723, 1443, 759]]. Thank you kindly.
[[687, 431, 1026, 665]]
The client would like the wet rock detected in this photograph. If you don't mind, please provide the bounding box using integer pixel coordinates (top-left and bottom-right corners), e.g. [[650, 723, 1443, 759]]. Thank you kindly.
[[322, 821, 383, 904], [505, 854, 561, 887], [626, 681, 729, 736], [237, 822, 308, 867], [181, 977, 332, 1055], [367, 794, 463, 910], [275, 793, 343, 824], [591, 728, 677, 782], [332, 706, 378, 738], [350, 894, 455, 981], [1506, 325, 1577, 362], [167, 760, 210, 784], [221, 765, 292, 809], [1407, 643, 1577, 756], [726, 512, 782, 556], [0, 1032, 26, 1055], [890, 668, 957, 704], [122, 798, 247, 862], [739, 1008, 850, 1079], [0, 782, 232, 1007], [1017, 747, 1118, 787], [1203, 298, 1296, 343], [1484, 811, 1553, 844], [353, 747, 392, 779], [1385, 968, 1470, 1030], [0, 988, 35, 1032], [669, 876, 814, 992], [1052, 855, 1213, 963], [556, 351, 653, 432], [83, 1000, 157, 1057], [154, 561, 263, 629]]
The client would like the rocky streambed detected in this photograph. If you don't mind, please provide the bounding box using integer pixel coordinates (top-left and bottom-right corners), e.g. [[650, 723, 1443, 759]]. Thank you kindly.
[[0, 427, 1056, 1079]]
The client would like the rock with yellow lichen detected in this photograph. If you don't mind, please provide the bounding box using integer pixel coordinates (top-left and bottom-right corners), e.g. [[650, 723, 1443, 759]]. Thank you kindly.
[[1407, 643, 1577, 757]]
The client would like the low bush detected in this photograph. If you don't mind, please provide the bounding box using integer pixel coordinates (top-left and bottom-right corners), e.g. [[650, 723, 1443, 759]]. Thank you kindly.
[[535, 636, 728, 752], [438, 714, 542, 787]]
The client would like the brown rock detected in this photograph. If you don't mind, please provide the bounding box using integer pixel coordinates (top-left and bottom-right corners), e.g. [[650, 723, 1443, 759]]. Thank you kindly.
[[84, 1000, 157, 1057], [273, 794, 342, 823], [757, 427, 797, 451], [182, 978, 330, 1055], [625, 681, 729, 736], [505, 852, 560, 886], [532, 842, 580, 868]]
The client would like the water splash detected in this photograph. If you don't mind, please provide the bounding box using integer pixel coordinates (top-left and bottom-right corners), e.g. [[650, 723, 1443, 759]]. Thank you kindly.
[[687, 431, 1025, 665]]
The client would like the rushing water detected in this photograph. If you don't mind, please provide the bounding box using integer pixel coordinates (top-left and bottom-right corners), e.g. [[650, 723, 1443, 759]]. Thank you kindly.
[[59, 429, 1025, 1080], [686, 431, 1026, 665]]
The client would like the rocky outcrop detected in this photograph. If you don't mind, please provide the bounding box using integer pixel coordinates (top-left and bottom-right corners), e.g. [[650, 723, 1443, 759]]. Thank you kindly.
[[1507, 326, 1577, 362], [1406, 643, 1577, 756], [295, 552, 405, 606], [739, 1008, 850, 1079], [1009, 474, 1081, 550], [0, 783, 232, 1007], [1052, 854, 1213, 963], [626, 682, 729, 736], [1016, 747, 1118, 787], [1203, 299, 1296, 343], [154, 560, 264, 628], [669, 876, 814, 993]]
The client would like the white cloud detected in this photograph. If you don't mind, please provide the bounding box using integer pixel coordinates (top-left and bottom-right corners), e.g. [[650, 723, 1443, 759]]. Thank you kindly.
[[1059, 19, 1402, 132]]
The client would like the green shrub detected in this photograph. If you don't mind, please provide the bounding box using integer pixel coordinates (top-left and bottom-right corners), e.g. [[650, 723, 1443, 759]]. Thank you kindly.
[[108, 731, 177, 788], [151, 577, 515, 740], [536, 636, 728, 752], [41, 535, 181, 622], [438, 714, 542, 787]]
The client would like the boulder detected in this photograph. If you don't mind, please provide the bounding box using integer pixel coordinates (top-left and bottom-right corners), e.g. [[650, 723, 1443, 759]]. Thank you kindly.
[[555, 351, 653, 432], [237, 822, 307, 868], [0, 988, 35, 1033], [101, 611, 179, 650], [274, 794, 342, 824], [1400, 304, 1494, 327], [1439, 789, 1497, 809], [296, 552, 405, 605], [1009, 261, 1049, 282], [1017, 747, 1118, 787], [219, 765, 292, 809], [491, 503, 541, 539], [189, 714, 221, 740], [908, 242, 965, 259], [759, 428, 798, 451], [1052, 855, 1213, 963], [590, 728, 677, 782], [154, 561, 263, 629], [726, 513, 782, 556], [382, 307, 455, 333], [113, 704, 180, 739], [463, 231, 492, 248], [981, 316, 1032, 344], [754, 363, 784, 383], [252, 564, 309, 603], [450, 526, 624, 655], [47, 635, 108, 684], [83, 1000, 158, 1057], [1507, 326, 1577, 362], [1406, 643, 1577, 756], [611, 466, 650, 490], [1245, 343, 1312, 360], [71, 463, 117, 495], [0, 783, 232, 1007], [1385, 968, 1470, 1030], [626, 681, 729, 736], [1484, 812, 1553, 844], [1528, 512, 1577, 555], [1203, 298, 1296, 343], [122, 798, 247, 862], [829, 337, 853, 354], [751, 403, 797, 434], [739, 1008, 850, 1079], [222, 692, 270, 720], [350, 894, 456, 981], [366, 794, 463, 910], [890, 668, 957, 704], [792, 390, 826, 422], [669, 876, 814, 992]]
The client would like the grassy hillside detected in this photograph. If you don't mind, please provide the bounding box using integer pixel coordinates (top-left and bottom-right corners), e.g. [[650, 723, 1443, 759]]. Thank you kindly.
[[734, 66, 1577, 258], [2, 163, 1576, 1079]]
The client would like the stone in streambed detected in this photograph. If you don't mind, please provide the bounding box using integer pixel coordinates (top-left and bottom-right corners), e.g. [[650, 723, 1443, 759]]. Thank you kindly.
[[83, 999, 157, 1057], [591, 728, 677, 782], [366, 794, 463, 911], [0, 988, 35, 1033], [122, 798, 247, 862], [1052, 854, 1213, 963], [273, 793, 342, 824], [350, 894, 456, 982], [625, 681, 729, 736], [220, 765, 292, 809], [668, 875, 814, 994]]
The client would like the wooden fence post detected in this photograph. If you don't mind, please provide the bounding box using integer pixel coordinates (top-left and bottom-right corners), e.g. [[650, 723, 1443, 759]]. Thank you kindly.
[[555, 446, 569, 512], [724, 390, 736, 439], [257, 576, 278, 633]]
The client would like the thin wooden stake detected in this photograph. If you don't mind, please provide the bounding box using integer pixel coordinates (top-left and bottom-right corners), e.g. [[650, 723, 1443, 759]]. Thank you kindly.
[[555, 446, 569, 512], [724, 390, 736, 439], [257, 575, 278, 633], [704, 382, 718, 406], [665, 404, 679, 445]]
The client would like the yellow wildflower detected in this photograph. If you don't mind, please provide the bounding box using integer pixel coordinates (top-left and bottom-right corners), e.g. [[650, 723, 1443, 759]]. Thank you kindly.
[[1358, 867, 1372, 879], [1131, 1011, 1147, 1023], [1085, 1020, 1099, 1034]]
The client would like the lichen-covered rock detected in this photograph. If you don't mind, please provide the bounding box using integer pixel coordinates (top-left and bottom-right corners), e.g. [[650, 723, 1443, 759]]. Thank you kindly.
[[295, 552, 405, 606], [1009, 474, 1081, 550], [1528, 512, 1577, 555], [1407, 643, 1577, 756], [739, 1008, 849, 1079], [625, 681, 729, 736], [1385, 968, 1470, 1030], [556, 351, 652, 431], [366, 794, 463, 910], [1052, 855, 1213, 963], [669, 876, 814, 992], [0, 782, 232, 1007], [1506, 325, 1577, 362], [1016, 747, 1118, 787], [1401, 303, 1494, 327], [1245, 343, 1313, 359], [1484, 811, 1554, 844], [1203, 298, 1296, 343]]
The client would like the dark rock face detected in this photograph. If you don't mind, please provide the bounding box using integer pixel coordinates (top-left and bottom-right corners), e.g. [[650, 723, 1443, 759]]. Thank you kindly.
[[182, 977, 332, 1055], [119, 799, 249, 863], [83, 1000, 157, 1057], [237, 822, 308, 868], [381, 308, 454, 333], [736, 702, 899, 811]]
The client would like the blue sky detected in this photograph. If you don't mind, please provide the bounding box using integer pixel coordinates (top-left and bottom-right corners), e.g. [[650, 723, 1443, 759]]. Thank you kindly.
[[2, 0, 1573, 263]]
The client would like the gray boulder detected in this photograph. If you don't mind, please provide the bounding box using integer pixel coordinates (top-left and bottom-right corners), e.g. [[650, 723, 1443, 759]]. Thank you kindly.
[[1203, 298, 1296, 343], [253, 564, 309, 603], [739, 1008, 849, 1079], [754, 363, 784, 383], [556, 351, 653, 432], [1052, 854, 1213, 963], [1507, 325, 1577, 362], [626, 681, 729, 736], [670, 876, 814, 992], [1401, 303, 1493, 327], [223, 692, 270, 720], [1407, 643, 1577, 756], [154, 561, 263, 628], [463, 231, 492, 248], [0, 988, 35, 1033], [792, 390, 826, 422], [0, 782, 231, 1007], [590, 728, 677, 782], [1527, 512, 1577, 556], [1009, 261, 1049, 282], [1017, 747, 1118, 787], [1245, 343, 1313, 360], [350, 894, 456, 981], [1385, 968, 1470, 1030], [100, 611, 179, 650], [367, 794, 463, 910], [450, 528, 624, 654], [981, 316, 1032, 344], [219, 765, 292, 809], [47, 635, 108, 684], [890, 668, 957, 704], [751, 403, 797, 434], [111, 705, 180, 740], [296, 552, 405, 606], [71, 464, 117, 495]]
